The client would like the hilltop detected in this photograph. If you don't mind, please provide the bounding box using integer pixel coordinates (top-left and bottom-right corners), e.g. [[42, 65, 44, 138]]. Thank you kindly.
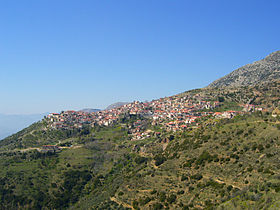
[[208, 51, 280, 88]]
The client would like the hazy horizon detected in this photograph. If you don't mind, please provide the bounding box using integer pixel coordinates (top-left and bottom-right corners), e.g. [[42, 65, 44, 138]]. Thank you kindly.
[[0, 113, 46, 140]]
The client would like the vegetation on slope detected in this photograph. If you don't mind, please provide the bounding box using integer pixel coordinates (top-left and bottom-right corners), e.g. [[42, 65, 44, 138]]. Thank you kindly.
[[0, 81, 279, 209]]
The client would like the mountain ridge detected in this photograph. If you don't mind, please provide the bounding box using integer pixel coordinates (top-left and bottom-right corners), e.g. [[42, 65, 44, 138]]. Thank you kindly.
[[208, 50, 280, 88]]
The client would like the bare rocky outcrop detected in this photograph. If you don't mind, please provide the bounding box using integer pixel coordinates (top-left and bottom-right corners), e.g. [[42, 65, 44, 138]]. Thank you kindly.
[[208, 51, 280, 88]]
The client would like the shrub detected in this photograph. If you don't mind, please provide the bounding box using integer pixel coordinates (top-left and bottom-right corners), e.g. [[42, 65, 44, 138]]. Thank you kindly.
[[191, 174, 203, 181], [135, 156, 148, 164], [152, 202, 163, 210], [154, 154, 167, 166], [206, 179, 224, 190], [227, 185, 233, 192], [247, 166, 253, 172], [158, 192, 166, 202], [196, 150, 213, 165], [236, 129, 244, 135], [258, 167, 264, 172], [132, 200, 139, 209], [181, 174, 188, 181], [139, 197, 151, 206], [189, 186, 194, 192], [264, 168, 274, 175], [151, 189, 157, 195], [177, 190, 185, 195], [267, 153, 274, 158], [218, 97, 225, 102], [167, 194, 177, 204], [257, 144, 264, 152]]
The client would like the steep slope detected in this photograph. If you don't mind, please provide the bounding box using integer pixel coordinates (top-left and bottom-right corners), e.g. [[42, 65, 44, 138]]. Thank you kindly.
[[88, 112, 280, 209], [208, 51, 280, 88]]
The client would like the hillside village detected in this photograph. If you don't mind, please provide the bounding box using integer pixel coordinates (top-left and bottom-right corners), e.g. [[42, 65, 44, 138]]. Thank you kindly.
[[46, 94, 264, 139], [0, 82, 278, 210], [0, 52, 279, 210]]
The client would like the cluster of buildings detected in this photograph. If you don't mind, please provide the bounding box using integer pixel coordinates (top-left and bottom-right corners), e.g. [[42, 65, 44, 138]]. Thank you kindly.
[[46, 94, 262, 135], [46, 95, 218, 131], [148, 96, 220, 132]]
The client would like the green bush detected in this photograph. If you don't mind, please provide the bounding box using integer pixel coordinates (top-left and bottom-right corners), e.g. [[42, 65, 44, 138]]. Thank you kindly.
[[152, 202, 163, 209], [118, 191, 124, 196], [191, 174, 203, 181], [177, 190, 185, 195], [132, 200, 139, 209], [135, 156, 148, 164], [227, 185, 233, 192], [196, 150, 214, 165], [181, 174, 188, 181], [154, 154, 167, 166], [158, 192, 166, 202], [139, 197, 151, 206], [167, 194, 177, 204]]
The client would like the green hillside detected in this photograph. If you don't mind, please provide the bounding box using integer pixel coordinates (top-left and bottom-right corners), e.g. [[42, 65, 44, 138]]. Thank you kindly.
[[0, 81, 279, 209]]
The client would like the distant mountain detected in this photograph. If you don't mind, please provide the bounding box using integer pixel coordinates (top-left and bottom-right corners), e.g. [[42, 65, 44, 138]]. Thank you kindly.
[[105, 102, 129, 110], [208, 50, 280, 88], [0, 113, 46, 140], [79, 108, 101, 113]]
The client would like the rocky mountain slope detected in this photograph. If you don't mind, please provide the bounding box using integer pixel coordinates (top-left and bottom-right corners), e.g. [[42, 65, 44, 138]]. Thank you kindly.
[[208, 51, 280, 88]]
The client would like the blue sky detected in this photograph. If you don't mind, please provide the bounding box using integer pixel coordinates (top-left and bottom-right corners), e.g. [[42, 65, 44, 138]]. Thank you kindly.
[[0, 0, 279, 114]]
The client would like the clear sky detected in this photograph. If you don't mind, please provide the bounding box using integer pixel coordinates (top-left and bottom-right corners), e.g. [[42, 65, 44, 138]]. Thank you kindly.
[[0, 0, 279, 114]]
